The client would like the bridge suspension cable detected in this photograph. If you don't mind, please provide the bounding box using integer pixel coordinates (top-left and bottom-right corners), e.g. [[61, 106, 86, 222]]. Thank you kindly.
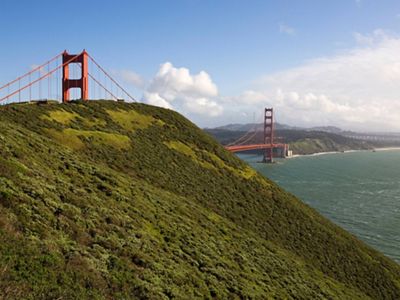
[[233, 129, 260, 146], [226, 126, 258, 146], [226, 112, 264, 146], [224, 107, 288, 163], [0, 53, 81, 103], [0, 52, 63, 92], [0, 50, 136, 104], [87, 54, 136, 102]]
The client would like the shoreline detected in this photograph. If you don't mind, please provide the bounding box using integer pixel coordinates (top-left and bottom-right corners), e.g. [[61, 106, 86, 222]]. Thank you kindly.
[[289, 146, 400, 159], [373, 146, 400, 151], [236, 147, 400, 161]]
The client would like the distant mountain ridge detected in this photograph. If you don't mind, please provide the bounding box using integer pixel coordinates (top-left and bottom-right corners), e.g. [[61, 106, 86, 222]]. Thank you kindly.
[[309, 125, 343, 133], [212, 122, 300, 132], [212, 122, 344, 133], [211, 123, 400, 137], [206, 127, 374, 155]]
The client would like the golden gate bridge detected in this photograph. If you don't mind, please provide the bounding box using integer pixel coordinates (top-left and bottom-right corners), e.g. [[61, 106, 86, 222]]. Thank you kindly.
[[0, 50, 135, 104], [224, 108, 290, 163], [0, 50, 288, 163]]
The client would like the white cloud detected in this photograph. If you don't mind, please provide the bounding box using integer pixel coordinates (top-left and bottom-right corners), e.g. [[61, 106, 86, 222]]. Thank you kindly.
[[279, 23, 295, 35], [224, 90, 267, 107], [143, 91, 172, 109], [250, 30, 400, 130], [239, 90, 266, 104], [184, 97, 223, 117], [353, 32, 375, 45], [118, 70, 145, 88], [353, 29, 389, 45], [147, 62, 218, 98], [117, 29, 400, 131], [143, 62, 222, 117]]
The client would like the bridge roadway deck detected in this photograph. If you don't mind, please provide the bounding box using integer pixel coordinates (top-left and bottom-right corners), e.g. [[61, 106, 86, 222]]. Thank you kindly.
[[225, 143, 287, 153]]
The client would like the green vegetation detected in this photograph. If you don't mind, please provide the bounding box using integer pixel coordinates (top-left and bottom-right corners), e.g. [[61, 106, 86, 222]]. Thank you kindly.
[[0, 101, 399, 299], [45, 128, 131, 150], [279, 129, 373, 154], [40, 109, 80, 125], [165, 140, 256, 179], [107, 108, 164, 131]]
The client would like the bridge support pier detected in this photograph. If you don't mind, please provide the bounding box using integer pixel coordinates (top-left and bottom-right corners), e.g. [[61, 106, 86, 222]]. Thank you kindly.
[[263, 148, 273, 163]]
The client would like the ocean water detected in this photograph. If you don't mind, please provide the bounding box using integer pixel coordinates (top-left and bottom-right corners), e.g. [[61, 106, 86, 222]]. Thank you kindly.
[[239, 150, 400, 263]]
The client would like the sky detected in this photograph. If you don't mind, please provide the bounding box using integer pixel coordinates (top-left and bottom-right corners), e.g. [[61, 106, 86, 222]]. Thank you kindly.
[[2, 0, 400, 131]]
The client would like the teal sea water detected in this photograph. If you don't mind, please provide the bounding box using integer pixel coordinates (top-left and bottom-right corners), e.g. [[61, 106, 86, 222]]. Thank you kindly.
[[239, 150, 400, 263]]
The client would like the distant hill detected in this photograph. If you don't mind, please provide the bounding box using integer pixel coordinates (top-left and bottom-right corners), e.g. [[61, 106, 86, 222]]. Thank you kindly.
[[308, 126, 343, 134], [0, 101, 399, 299], [281, 129, 372, 154], [207, 122, 400, 154], [212, 122, 300, 132], [214, 123, 343, 134], [206, 128, 374, 155], [212, 123, 400, 142]]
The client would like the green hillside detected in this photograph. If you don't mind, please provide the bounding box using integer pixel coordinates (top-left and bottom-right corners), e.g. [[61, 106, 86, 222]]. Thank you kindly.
[[278, 129, 373, 154], [0, 101, 399, 299]]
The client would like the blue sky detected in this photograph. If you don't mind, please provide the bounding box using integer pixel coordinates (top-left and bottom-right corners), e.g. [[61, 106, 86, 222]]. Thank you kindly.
[[2, 0, 400, 130]]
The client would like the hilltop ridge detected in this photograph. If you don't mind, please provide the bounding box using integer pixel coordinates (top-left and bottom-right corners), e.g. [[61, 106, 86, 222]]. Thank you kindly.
[[0, 101, 399, 299]]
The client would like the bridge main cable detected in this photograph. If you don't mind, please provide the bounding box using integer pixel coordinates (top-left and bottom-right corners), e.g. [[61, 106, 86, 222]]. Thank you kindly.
[[226, 128, 257, 146], [226, 112, 264, 146], [0, 53, 81, 103], [234, 129, 260, 146], [87, 71, 119, 100], [87, 54, 136, 102], [0, 52, 63, 92]]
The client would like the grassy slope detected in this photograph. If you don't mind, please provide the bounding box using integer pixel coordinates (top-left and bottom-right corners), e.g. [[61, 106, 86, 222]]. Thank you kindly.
[[279, 129, 373, 154], [0, 101, 399, 299]]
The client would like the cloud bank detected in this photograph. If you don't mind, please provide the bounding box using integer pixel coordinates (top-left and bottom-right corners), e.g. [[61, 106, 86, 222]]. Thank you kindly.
[[118, 70, 145, 89], [143, 62, 222, 117], [120, 30, 400, 131], [238, 30, 400, 131]]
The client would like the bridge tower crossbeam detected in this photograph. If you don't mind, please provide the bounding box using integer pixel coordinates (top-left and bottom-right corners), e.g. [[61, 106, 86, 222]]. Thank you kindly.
[[62, 50, 88, 103]]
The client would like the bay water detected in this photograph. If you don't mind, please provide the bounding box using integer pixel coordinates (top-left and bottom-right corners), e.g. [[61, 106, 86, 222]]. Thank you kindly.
[[239, 150, 400, 263]]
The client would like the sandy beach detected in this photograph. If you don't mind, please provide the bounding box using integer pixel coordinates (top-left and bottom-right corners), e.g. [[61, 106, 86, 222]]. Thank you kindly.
[[289, 147, 400, 159]]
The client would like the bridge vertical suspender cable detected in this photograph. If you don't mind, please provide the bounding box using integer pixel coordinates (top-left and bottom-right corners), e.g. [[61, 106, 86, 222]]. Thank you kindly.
[[87, 54, 136, 102], [0, 52, 62, 92], [0, 53, 81, 103], [226, 111, 264, 146], [0, 50, 137, 104]]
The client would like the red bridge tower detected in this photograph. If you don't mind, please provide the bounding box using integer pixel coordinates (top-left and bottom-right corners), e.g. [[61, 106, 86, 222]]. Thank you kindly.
[[62, 50, 88, 103], [263, 108, 274, 163]]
